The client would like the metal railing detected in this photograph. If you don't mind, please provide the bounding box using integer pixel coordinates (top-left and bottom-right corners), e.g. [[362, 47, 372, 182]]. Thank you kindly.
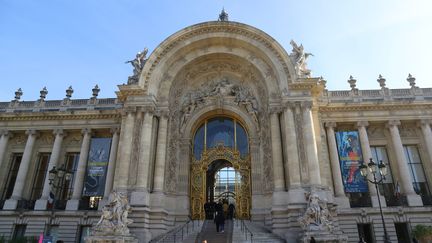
[[150, 219, 202, 243], [239, 219, 253, 243]]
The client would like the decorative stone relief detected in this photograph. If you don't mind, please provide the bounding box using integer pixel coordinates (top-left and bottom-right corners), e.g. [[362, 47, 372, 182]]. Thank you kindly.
[[298, 192, 334, 232], [13, 134, 26, 145], [399, 124, 418, 138], [367, 126, 386, 139], [39, 133, 54, 145], [165, 64, 271, 193], [91, 191, 133, 236]]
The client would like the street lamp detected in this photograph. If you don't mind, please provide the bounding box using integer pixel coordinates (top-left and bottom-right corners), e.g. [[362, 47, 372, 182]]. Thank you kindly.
[[359, 158, 391, 243], [46, 164, 72, 237]]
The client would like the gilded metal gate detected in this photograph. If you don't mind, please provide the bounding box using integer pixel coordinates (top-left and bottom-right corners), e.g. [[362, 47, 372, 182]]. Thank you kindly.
[[190, 144, 251, 219]]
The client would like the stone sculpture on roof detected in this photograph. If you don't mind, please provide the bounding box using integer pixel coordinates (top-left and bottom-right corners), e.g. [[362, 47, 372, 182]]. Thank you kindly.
[[289, 40, 313, 77], [125, 48, 148, 85]]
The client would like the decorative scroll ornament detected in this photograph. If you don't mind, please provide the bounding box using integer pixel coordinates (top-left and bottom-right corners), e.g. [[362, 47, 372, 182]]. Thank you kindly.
[[298, 192, 334, 232], [125, 48, 148, 85], [91, 191, 133, 236], [289, 40, 313, 77], [180, 78, 259, 129]]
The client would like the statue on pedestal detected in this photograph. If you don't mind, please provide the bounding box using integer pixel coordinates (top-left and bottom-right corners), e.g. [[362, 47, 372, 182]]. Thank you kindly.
[[289, 40, 313, 77], [298, 192, 333, 232], [91, 191, 133, 236], [126, 48, 148, 84]]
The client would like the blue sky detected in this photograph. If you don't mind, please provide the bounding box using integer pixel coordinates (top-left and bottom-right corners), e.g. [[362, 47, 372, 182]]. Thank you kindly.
[[1, 0, 431, 100]]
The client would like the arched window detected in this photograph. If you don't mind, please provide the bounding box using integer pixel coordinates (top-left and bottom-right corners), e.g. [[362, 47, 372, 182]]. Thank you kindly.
[[193, 117, 248, 160]]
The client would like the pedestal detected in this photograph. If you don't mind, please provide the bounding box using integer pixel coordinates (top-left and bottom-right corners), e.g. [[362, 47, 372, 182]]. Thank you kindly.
[[85, 235, 138, 243]]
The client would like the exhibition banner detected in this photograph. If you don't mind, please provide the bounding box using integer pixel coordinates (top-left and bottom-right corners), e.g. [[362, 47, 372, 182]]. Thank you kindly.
[[335, 131, 368, 192], [83, 138, 112, 196]]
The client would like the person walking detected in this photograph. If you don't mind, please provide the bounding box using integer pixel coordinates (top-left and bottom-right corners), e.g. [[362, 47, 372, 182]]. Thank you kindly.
[[215, 210, 225, 233]]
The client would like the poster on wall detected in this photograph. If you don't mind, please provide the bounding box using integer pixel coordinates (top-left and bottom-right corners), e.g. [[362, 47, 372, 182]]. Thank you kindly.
[[83, 138, 112, 196], [335, 131, 368, 192]]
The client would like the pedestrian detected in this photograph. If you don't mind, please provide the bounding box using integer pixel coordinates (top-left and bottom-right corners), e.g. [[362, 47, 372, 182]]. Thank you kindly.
[[310, 236, 316, 243], [228, 203, 235, 220], [215, 210, 225, 233]]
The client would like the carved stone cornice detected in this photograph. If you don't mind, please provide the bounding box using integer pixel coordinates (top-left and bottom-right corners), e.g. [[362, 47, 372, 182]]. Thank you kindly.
[[325, 122, 337, 129], [116, 85, 145, 102], [319, 103, 432, 112], [356, 121, 369, 128]]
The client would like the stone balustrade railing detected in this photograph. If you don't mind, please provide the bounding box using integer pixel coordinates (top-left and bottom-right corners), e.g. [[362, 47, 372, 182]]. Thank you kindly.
[[322, 87, 432, 103], [0, 98, 121, 113]]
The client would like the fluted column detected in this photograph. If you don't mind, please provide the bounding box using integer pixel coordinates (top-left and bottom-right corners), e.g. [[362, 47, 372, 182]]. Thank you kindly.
[[0, 130, 12, 170], [136, 110, 154, 189], [270, 109, 285, 191], [356, 121, 378, 197], [39, 129, 65, 200], [71, 128, 92, 199], [104, 127, 120, 197], [11, 129, 38, 199], [3, 130, 38, 210], [325, 122, 345, 197], [114, 108, 136, 189], [418, 119, 432, 167], [153, 114, 168, 192], [302, 102, 321, 185], [66, 128, 91, 210], [283, 103, 301, 188], [387, 120, 422, 206]]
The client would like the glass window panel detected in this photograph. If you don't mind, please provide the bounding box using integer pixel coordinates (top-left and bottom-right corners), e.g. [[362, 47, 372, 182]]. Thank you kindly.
[[79, 226, 91, 243], [2, 154, 23, 200], [31, 153, 50, 200], [193, 125, 205, 160], [412, 164, 426, 182], [404, 145, 430, 196], [370, 147, 393, 183], [206, 118, 235, 149], [236, 123, 248, 157], [60, 153, 80, 200]]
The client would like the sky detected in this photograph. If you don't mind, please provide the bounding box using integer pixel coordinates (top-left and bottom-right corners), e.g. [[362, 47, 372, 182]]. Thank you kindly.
[[1, 0, 432, 101]]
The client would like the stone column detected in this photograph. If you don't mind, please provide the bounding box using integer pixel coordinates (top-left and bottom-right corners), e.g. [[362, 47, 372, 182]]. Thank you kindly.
[[302, 102, 321, 185], [270, 109, 285, 191], [356, 121, 379, 195], [387, 120, 422, 206], [4, 129, 38, 210], [153, 114, 168, 192], [131, 110, 154, 206], [0, 130, 12, 170], [176, 138, 191, 215], [418, 119, 432, 167], [35, 129, 65, 210], [66, 128, 91, 210], [104, 127, 120, 198], [283, 103, 301, 188], [113, 108, 136, 190], [325, 122, 350, 208]]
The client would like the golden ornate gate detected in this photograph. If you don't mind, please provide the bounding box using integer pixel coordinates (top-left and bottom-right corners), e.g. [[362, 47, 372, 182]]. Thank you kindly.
[[190, 144, 251, 219]]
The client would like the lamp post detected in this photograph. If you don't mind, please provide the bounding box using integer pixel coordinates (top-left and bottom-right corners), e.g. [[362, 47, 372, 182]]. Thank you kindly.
[[359, 158, 391, 243], [47, 164, 72, 237]]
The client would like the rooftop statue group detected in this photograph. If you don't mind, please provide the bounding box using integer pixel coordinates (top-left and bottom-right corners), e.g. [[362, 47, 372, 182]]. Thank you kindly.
[[91, 191, 133, 236], [126, 48, 148, 85], [289, 40, 313, 77]]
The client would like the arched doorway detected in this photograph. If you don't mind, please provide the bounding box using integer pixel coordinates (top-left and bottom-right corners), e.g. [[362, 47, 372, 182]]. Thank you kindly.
[[190, 116, 251, 219]]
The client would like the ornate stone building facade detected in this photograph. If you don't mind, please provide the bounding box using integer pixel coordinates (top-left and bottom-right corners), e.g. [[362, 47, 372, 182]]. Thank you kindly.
[[0, 19, 432, 242]]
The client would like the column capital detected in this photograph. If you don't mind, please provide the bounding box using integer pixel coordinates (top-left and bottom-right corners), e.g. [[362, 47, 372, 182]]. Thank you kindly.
[[387, 120, 401, 128], [53, 129, 66, 137], [81, 128, 92, 135], [138, 106, 155, 114], [155, 109, 169, 119], [300, 101, 313, 110], [417, 119, 432, 127], [25, 129, 39, 137], [110, 127, 120, 134], [0, 129, 13, 138], [356, 121, 369, 128], [284, 101, 297, 110], [122, 106, 137, 116], [269, 106, 283, 114], [325, 122, 337, 129]]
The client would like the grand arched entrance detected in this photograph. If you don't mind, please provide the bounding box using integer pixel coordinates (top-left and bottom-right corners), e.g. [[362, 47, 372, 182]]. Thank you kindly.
[[190, 116, 251, 219]]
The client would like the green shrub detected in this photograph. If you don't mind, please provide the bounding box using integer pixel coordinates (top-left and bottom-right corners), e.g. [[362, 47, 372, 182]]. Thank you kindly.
[[412, 224, 432, 239]]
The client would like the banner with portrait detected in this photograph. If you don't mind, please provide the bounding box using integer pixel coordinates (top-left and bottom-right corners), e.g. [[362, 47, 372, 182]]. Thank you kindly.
[[335, 131, 368, 192], [83, 138, 112, 196]]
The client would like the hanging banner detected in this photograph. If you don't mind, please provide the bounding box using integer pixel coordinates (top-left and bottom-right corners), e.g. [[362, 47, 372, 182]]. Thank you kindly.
[[335, 131, 368, 192], [83, 138, 112, 196]]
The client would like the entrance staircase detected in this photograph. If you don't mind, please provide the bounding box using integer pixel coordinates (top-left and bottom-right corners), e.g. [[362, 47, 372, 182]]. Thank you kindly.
[[151, 219, 285, 243]]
